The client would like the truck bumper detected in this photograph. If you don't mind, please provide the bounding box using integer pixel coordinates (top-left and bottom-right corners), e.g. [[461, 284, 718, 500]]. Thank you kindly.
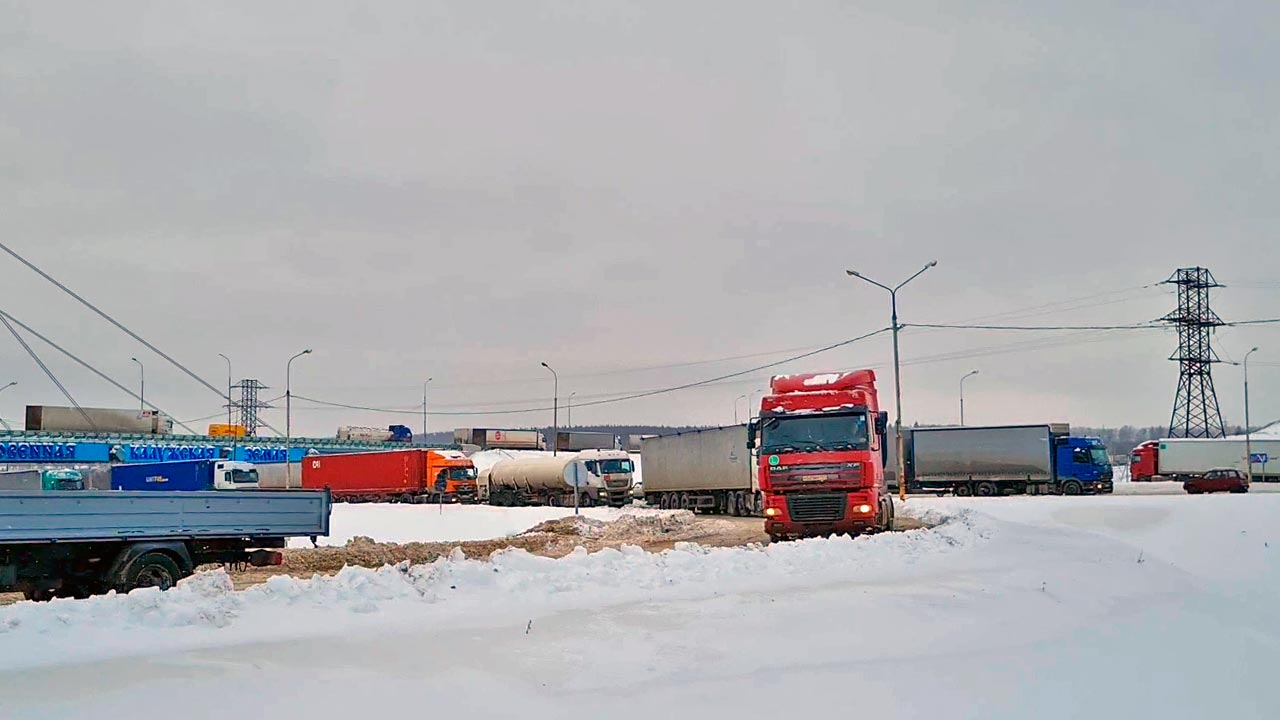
[[766, 518, 877, 540], [1087, 481, 1114, 494]]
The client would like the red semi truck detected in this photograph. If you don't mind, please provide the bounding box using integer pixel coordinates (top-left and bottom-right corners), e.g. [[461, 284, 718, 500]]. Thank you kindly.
[[302, 449, 478, 503], [748, 370, 893, 541]]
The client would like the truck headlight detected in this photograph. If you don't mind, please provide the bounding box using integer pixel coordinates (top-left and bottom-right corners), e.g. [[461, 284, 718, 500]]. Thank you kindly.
[[856, 504, 873, 515], [764, 508, 782, 517]]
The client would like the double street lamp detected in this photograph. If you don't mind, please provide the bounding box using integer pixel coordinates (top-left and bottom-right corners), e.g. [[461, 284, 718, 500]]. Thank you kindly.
[[285, 349, 313, 489], [846, 261, 938, 502]]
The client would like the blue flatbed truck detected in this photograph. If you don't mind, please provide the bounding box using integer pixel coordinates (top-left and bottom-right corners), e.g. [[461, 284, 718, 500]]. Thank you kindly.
[[0, 489, 330, 601]]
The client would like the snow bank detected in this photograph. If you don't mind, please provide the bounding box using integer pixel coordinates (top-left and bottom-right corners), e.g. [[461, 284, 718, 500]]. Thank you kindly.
[[0, 508, 973, 671], [292, 504, 669, 547]]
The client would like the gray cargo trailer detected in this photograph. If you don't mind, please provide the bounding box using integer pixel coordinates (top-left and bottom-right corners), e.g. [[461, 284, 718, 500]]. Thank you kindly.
[[0, 489, 330, 601], [25, 405, 173, 434], [0, 470, 44, 492], [555, 431, 617, 452], [641, 426, 760, 515]]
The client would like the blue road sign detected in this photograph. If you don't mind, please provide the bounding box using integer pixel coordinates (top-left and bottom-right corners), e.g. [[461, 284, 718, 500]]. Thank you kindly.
[[1250, 453, 1268, 464]]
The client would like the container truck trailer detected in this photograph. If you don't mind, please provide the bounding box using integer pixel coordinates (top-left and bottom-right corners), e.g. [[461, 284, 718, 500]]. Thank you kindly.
[[481, 450, 634, 507], [25, 405, 173, 435], [641, 425, 760, 516], [301, 449, 478, 503], [111, 459, 260, 491], [555, 431, 618, 452], [0, 489, 330, 601], [886, 425, 1113, 496], [453, 428, 546, 450], [1130, 438, 1280, 482], [747, 370, 894, 541]]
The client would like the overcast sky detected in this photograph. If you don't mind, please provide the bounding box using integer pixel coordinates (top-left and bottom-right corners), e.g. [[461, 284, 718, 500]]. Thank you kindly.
[[1, 1, 1276, 439]]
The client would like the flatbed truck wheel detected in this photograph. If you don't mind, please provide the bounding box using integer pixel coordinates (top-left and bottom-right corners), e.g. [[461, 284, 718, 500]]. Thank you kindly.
[[116, 552, 183, 594]]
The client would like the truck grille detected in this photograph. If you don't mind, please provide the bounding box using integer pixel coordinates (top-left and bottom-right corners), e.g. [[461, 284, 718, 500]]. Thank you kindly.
[[786, 493, 847, 523]]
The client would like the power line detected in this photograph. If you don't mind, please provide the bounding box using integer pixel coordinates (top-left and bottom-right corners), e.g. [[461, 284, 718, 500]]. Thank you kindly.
[[0, 309, 200, 434], [0, 313, 98, 430], [294, 326, 893, 418], [905, 322, 1165, 331], [0, 241, 284, 436]]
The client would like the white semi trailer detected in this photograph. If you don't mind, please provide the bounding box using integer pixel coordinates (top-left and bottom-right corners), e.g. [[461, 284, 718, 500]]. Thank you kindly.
[[481, 450, 635, 507], [640, 426, 761, 516]]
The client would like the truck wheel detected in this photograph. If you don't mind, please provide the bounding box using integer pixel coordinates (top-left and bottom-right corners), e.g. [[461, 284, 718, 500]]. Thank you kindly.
[[118, 552, 183, 594], [1062, 481, 1083, 496], [976, 482, 998, 497], [679, 493, 691, 511], [578, 493, 594, 508], [955, 484, 973, 497]]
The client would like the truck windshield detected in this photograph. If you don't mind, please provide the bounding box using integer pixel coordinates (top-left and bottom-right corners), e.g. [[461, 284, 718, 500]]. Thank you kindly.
[[586, 459, 634, 475], [448, 467, 478, 481], [761, 414, 869, 453], [1091, 449, 1110, 466], [230, 469, 259, 485]]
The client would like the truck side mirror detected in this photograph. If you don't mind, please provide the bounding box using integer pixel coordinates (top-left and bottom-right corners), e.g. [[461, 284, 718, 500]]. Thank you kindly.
[[746, 421, 758, 450], [876, 411, 888, 435]]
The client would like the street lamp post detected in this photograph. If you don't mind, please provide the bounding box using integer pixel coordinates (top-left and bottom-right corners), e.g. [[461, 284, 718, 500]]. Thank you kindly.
[[960, 370, 980, 426], [1245, 347, 1259, 485], [734, 394, 748, 425], [423, 378, 434, 444], [846, 260, 938, 502], [541, 363, 559, 456], [131, 357, 145, 415], [285, 349, 313, 489], [568, 391, 577, 430], [0, 382, 16, 431], [218, 353, 233, 429]]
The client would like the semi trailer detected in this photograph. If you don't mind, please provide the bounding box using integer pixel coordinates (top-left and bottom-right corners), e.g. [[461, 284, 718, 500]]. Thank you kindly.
[[111, 459, 260, 492], [453, 428, 546, 450], [481, 450, 634, 507], [301, 449, 478, 503], [555, 431, 618, 452], [748, 370, 895, 541], [0, 489, 331, 601], [1131, 438, 1280, 482], [25, 405, 173, 435], [640, 425, 760, 516], [887, 425, 1113, 496]]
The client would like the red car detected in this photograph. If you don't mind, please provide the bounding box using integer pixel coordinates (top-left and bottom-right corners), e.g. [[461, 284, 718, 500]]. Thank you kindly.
[[1184, 468, 1250, 495]]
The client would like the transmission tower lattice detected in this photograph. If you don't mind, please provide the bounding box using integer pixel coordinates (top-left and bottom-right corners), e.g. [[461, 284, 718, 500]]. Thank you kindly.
[[231, 379, 273, 437], [1161, 267, 1226, 439]]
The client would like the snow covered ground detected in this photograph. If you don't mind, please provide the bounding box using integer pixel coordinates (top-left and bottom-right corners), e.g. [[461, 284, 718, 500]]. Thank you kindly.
[[2, 494, 1278, 719]]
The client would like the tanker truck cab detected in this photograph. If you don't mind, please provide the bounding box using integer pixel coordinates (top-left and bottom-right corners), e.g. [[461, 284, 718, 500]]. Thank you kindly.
[[1054, 436, 1113, 494], [748, 370, 893, 541], [578, 449, 635, 507]]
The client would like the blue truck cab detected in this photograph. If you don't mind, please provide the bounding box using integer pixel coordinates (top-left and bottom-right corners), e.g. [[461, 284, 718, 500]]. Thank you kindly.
[[1054, 436, 1114, 494], [111, 459, 260, 492]]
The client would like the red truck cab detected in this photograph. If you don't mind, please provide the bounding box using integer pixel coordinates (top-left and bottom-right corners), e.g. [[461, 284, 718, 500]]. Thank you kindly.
[[749, 370, 893, 541], [1130, 441, 1159, 482]]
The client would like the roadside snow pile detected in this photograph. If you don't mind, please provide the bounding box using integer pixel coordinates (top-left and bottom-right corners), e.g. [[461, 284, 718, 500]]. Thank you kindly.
[[291, 504, 673, 548], [0, 508, 971, 671]]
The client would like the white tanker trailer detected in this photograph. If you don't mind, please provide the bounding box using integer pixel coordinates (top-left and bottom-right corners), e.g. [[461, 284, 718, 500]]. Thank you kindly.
[[480, 450, 635, 508]]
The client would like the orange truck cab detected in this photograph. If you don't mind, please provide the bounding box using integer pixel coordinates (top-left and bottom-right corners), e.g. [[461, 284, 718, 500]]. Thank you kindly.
[[427, 450, 479, 503], [749, 370, 893, 541]]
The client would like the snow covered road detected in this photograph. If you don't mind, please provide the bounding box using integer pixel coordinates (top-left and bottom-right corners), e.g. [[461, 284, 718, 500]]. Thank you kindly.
[[1, 494, 1277, 719]]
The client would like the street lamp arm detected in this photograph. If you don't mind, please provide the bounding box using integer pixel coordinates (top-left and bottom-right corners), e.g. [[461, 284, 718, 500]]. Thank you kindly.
[[846, 270, 893, 294], [894, 260, 939, 292]]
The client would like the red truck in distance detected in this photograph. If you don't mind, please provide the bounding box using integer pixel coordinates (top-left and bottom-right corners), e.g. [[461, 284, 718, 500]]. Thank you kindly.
[[302, 449, 478, 503], [748, 370, 894, 541]]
